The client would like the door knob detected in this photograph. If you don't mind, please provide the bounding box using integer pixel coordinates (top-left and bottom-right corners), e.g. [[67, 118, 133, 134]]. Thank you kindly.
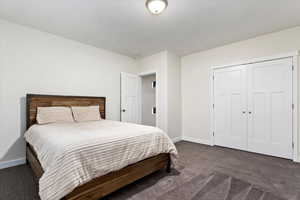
[[122, 109, 126, 112], [242, 111, 246, 114], [248, 111, 252, 114]]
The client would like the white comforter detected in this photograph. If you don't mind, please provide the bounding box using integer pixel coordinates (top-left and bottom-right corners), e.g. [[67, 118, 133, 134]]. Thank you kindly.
[[24, 120, 178, 200]]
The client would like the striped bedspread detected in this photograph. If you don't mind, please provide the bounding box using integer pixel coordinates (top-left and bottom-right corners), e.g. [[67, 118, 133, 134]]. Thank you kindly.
[[24, 120, 178, 200]]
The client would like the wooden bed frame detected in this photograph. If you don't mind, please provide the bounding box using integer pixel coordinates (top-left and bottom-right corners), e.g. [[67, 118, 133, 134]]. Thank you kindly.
[[26, 94, 171, 200]]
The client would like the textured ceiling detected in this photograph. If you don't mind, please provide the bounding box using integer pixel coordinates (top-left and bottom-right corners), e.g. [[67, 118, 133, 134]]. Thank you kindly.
[[0, 0, 300, 58]]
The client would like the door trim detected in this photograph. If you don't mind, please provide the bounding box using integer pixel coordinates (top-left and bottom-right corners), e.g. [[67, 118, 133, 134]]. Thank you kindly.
[[210, 51, 299, 162], [292, 55, 298, 162]]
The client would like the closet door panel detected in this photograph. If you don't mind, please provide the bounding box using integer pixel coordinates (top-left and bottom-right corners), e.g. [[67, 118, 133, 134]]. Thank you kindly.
[[247, 58, 293, 159], [214, 66, 247, 150]]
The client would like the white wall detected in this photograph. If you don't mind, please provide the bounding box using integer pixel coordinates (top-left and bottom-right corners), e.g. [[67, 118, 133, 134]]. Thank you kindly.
[[0, 20, 138, 164], [166, 52, 182, 140], [138, 52, 168, 131], [138, 51, 182, 140], [181, 26, 300, 153]]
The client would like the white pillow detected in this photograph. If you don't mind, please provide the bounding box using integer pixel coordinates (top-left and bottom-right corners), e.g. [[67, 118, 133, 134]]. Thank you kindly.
[[71, 106, 101, 122], [37, 107, 74, 124]]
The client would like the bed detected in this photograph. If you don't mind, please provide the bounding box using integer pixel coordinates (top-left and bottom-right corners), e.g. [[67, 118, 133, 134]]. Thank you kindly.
[[25, 94, 177, 200]]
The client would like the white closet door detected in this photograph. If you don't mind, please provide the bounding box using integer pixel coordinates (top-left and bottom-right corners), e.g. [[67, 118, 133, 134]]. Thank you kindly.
[[214, 65, 248, 151], [247, 58, 293, 159]]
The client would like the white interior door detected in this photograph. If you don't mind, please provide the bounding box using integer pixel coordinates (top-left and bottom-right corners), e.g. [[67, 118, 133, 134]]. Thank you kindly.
[[121, 72, 141, 123], [247, 58, 293, 159], [214, 65, 248, 151]]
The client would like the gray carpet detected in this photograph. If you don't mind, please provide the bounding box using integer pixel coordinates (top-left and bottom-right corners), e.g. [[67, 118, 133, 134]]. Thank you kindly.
[[158, 172, 287, 200], [1, 141, 300, 200]]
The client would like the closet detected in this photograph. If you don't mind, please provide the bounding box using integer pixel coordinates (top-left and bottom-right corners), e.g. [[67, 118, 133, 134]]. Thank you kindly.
[[213, 58, 293, 159]]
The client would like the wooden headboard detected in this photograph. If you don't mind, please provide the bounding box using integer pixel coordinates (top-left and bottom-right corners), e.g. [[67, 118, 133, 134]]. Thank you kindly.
[[26, 94, 106, 129]]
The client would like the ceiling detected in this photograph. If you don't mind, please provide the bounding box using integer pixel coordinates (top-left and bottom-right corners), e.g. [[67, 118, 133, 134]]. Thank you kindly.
[[0, 0, 300, 58]]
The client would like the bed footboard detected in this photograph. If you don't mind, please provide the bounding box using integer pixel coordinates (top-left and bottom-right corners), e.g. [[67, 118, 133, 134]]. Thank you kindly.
[[26, 144, 171, 200]]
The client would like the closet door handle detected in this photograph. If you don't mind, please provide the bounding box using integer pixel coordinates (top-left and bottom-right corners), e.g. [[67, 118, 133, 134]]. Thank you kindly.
[[242, 111, 246, 114], [248, 111, 252, 114]]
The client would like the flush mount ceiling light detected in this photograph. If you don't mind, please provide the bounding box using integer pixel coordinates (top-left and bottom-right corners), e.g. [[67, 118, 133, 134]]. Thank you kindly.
[[146, 0, 168, 15]]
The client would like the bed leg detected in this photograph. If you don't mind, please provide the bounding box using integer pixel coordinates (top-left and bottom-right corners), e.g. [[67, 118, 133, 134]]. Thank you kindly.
[[166, 154, 171, 173]]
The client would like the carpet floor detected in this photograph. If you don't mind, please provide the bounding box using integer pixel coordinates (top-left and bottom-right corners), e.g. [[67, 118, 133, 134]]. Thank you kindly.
[[158, 172, 287, 200], [1, 141, 300, 200]]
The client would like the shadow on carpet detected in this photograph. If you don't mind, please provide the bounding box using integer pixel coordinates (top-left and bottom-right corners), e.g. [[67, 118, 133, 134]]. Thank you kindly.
[[157, 172, 287, 200]]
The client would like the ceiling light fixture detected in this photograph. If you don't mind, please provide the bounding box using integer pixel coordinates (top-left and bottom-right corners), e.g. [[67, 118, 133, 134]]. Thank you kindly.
[[146, 0, 168, 15]]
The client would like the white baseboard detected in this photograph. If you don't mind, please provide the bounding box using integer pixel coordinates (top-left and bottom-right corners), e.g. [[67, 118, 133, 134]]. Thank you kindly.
[[182, 136, 213, 146], [172, 136, 183, 143], [0, 158, 26, 170], [295, 156, 300, 163]]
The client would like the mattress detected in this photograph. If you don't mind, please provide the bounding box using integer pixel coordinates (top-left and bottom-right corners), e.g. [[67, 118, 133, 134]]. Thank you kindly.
[[24, 120, 178, 200]]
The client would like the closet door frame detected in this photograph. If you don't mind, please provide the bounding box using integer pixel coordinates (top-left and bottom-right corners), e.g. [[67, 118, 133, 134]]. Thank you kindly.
[[210, 51, 299, 162]]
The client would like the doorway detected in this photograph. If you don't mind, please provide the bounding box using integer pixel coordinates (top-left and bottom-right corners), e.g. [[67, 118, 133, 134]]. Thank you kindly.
[[141, 73, 157, 126], [120, 72, 157, 127]]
